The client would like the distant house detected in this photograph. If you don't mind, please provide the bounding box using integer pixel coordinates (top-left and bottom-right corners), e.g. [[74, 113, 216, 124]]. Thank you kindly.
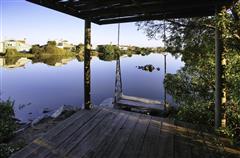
[[91, 44, 98, 50], [56, 40, 74, 51], [0, 42, 3, 54], [119, 45, 129, 51], [0, 58, 4, 66], [2, 39, 32, 53]]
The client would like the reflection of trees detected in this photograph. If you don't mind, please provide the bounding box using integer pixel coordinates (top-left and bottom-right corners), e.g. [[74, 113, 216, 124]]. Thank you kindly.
[[98, 53, 118, 61], [76, 54, 84, 62], [31, 55, 73, 66], [136, 64, 160, 72], [97, 44, 155, 61], [4, 57, 22, 65]]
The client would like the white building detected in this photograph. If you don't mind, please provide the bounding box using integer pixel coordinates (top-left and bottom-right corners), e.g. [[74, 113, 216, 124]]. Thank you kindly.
[[119, 45, 129, 51], [2, 39, 32, 53], [0, 42, 3, 54], [0, 58, 4, 67], [56, 40, 74, 51]]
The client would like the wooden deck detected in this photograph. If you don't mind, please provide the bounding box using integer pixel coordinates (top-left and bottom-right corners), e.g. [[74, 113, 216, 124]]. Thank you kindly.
[[117, 95, 165, 114], [11, 107, 239, 158]]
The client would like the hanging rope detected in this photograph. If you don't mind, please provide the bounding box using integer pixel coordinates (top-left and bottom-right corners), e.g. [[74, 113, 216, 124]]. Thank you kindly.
[[118, 23, 120, 47], [114, 23, 123, 103]]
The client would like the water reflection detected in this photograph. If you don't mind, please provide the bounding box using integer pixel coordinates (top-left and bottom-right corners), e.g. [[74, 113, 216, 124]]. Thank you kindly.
[[136, 64, 160, 72], [0, 56, 75, 68], [0, 53, 184, 122], [0, 57, 31, 69], [31, 56, 75, 67]]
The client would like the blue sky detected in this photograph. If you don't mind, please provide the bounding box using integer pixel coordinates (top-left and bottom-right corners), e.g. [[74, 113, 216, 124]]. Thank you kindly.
[[1, 0, 163, 47]]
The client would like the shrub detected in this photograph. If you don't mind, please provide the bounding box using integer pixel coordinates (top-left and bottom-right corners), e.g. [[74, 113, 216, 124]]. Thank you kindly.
[[221, 103, 240, 145], [0, 100, 16, 143], [0, 100, 19, 158], [176, 101, 214, 126], [4, 49, 18, 57], [0, 142, 26, 158], [47, 41, 57, 46]]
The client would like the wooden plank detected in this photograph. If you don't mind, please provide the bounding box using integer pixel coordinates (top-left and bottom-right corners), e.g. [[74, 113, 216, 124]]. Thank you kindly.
[[121, 95, 162, 105], [37, 108, 109, 158], [11, 109, 100, 158], [118, 99, 164, 111], [99, 112, 140, 158], [80, 109, 130, 158], [174, 135, 192, 158], [46, 108, 100, 140], [154, 118, 175, 158], [66, 108, 121, 157], [85, 110, 141, 158], [119, 114, 151, 158], [139, 116, 162, 158], [24, 108, 102, 158]]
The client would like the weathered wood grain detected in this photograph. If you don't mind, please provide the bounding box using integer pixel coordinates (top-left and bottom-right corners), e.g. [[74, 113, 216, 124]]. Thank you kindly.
[[11, 107, 240, 158]]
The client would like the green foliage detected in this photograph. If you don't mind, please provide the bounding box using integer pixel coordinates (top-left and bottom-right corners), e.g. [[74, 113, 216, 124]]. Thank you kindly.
[[176, 101, 214, 126], [4, 49, 33, 58], [0, 100, 18, 158], [97, 45, 120, 55], [222, 103, 240, 144], [30, 45, 44, 55], [137, 1, 240, 144], [47, 41, 57, 47], [97, 45, 120, 61], [75, 44, 84, 53], [0, 100, 16, 143], [134, 47, 152, 56], [0, 141, 26, 158], [5, 49, 18, 56], [96, 44, 156, 61], [0, 144, 15, 158], [30, 43, 74, 56], [29, 43, 75, 66]]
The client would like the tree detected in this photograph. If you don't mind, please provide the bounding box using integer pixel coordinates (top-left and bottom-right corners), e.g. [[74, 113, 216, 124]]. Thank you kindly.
[[47, 41, 57, 46], [136, 1, 240, 143]]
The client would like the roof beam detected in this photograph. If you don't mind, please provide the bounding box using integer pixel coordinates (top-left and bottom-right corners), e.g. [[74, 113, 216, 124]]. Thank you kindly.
[[77, 0, 223, 18], [26, 0, 235, 25], [96, 8, 215, 24]]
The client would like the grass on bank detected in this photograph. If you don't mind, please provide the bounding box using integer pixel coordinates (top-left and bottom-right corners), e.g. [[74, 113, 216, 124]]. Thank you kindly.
[[0, 100, 25, 158]]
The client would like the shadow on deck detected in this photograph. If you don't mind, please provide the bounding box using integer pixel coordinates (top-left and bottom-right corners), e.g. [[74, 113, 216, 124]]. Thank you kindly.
[[11, 107, 240, 158]]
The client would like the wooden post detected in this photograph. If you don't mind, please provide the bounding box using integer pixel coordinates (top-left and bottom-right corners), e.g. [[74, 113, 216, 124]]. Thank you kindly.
[[215, 10, 224, 129], [84, 20, 92, 109], [164, 54, 167, 110]]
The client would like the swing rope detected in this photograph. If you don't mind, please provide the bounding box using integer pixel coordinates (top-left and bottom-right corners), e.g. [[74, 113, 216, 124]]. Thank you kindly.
[[114, 23, 123, 103]]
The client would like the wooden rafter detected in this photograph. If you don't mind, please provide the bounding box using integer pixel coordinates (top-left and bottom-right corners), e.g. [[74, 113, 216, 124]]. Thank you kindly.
[[26, 0, 235, 24]]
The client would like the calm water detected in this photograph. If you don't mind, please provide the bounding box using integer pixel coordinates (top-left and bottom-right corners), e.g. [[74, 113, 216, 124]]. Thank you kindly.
[[0, 53, 184, 122]]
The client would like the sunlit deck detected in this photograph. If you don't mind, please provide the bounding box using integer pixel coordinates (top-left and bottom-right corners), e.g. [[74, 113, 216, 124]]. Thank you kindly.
[[11, 107, 239, 158], [117, 95, 165, 114]]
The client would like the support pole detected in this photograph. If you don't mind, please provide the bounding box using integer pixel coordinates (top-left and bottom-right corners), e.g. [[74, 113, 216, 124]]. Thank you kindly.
[[84, 20, 92, 109], [215, 11, 224, 129], [164, 54, 167, 110], [163, 20, 167, 111]]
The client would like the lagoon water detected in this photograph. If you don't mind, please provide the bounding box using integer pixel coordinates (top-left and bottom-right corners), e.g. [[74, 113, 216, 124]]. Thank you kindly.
[[0, 53, 184, 122]]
